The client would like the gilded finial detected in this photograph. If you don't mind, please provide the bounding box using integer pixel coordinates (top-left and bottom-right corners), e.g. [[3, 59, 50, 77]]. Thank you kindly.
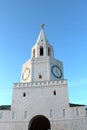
[[41, 24, 45, 29]]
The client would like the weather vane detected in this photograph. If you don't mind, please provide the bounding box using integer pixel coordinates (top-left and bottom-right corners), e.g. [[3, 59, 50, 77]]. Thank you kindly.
[[41, 24, 45, 29]]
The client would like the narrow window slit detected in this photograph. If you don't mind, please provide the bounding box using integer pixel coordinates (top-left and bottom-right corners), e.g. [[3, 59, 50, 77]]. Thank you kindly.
[[53, 90, 56, 95], [23, 92, 26, 97], [39, 74, 42, 79]]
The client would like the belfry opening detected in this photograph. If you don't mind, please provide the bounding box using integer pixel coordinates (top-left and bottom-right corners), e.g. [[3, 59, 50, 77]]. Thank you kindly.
[[28, 115, 51, 130], [40, 46, 44, 56]]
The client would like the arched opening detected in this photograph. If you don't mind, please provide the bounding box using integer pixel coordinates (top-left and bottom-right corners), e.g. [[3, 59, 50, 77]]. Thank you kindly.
[[33, 49, 35, 57], [28, 115, 51, 130], [53, 90, 56, 95], [39, 74, 42, 79], [40, 46, 44, 56], [23, 92, 26, 97], [48, 47, 51, 56]]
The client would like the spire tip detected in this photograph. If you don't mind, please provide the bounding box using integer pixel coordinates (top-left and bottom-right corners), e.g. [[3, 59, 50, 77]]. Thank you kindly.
[[41, 24, 45, 29]]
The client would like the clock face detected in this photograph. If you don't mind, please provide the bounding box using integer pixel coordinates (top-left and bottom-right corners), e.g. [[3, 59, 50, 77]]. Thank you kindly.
[[22, 68, 30, 81], [51, 65, 62, 78]]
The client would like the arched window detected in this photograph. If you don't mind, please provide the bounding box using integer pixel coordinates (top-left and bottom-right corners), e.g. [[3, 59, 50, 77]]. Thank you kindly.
[[12, 111, 15, 119], [24, 111, 27, 119], [0, 112, 2, 119], [33, 49, 35, 57], [63, 109, 66, 117], [85, 108, 87, 116], [53, 90, 56, 95], [40, 47, 44, 56], [50, 109, 52, 118], [76, 108, 79, 116], [23, 92, 26, 97], [48, 47, 51, 56], [39, 74, 42, 79]]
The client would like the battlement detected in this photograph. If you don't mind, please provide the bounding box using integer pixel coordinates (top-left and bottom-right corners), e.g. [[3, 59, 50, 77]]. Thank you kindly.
[[14, 79, 67, 88]]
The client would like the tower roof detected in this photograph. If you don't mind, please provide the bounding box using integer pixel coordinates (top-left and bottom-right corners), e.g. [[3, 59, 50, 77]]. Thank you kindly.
[[36, 24, 49, 45], [31, 24, 54, 59]]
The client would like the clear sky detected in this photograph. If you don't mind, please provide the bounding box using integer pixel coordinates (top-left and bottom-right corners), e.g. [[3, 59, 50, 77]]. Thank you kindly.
[[0, 0, 87, 105]]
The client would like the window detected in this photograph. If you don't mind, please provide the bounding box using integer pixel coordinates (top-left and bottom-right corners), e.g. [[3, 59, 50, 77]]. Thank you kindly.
[[76, 108, 79, 116], [0, 112, 2, 119], [33, 49, 35, 57], [85, 108, 87, 116], [41, 39, 43, 42], [24, 111, 27, 119], [12, 111, 15, 119], [48, 47, 51, 56], [40, 47, 44, 56], [39, 74, 42, 79], [50, 109, 52, 118], [63, 109, 66, 117], [23, 92, 26, 97], [53, 90, 56, 95]]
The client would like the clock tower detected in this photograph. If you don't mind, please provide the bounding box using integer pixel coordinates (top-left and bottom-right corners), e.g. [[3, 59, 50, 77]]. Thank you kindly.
[[22, 25, 64, 82], [0, 25, 87, 130]]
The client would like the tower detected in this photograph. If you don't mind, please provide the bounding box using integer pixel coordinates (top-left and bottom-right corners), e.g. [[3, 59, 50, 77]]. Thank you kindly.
[[0, 25, 86, 130], [12, 25, 69, 130], [22, 25, 64, 83]]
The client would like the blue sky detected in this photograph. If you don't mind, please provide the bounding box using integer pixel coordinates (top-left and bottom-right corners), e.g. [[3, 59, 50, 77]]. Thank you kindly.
[[0, 0, 87, 105]]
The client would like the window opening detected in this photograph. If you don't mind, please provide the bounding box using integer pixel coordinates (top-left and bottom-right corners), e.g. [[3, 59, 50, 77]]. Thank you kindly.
[[39, 74, 42, 79], [40, 47, 44, 56], [48, 47, 51, 56], [23, 92, 26, 97], [63, 109, 66, 117], [50, 109, 52, 118], [53, 90, 56, 95], [33, 49, 35, 57], [24, 111, 27, 119], [76, 108, 79, 116], [85, 108, 87, 116], [12, 111, 15, 119], [0, 112, 2, 119], [41, 39, 43, 42]]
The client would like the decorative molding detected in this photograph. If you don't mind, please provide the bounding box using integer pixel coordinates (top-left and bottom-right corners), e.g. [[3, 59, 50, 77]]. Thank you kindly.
[[14, 80, 67, 88]]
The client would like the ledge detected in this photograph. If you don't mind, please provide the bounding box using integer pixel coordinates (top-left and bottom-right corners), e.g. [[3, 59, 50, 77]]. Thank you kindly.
[[14, 80, 67, 88]]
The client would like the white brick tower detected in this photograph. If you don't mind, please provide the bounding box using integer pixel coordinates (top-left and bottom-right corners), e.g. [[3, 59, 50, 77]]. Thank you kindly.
[[22, 24, 64, 83], [0, 25, 87, 130]]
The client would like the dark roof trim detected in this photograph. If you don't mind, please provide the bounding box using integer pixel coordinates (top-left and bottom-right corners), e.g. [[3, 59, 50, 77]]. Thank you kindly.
[[69, 103, 85, 107], [0, 105, 11, 110]]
